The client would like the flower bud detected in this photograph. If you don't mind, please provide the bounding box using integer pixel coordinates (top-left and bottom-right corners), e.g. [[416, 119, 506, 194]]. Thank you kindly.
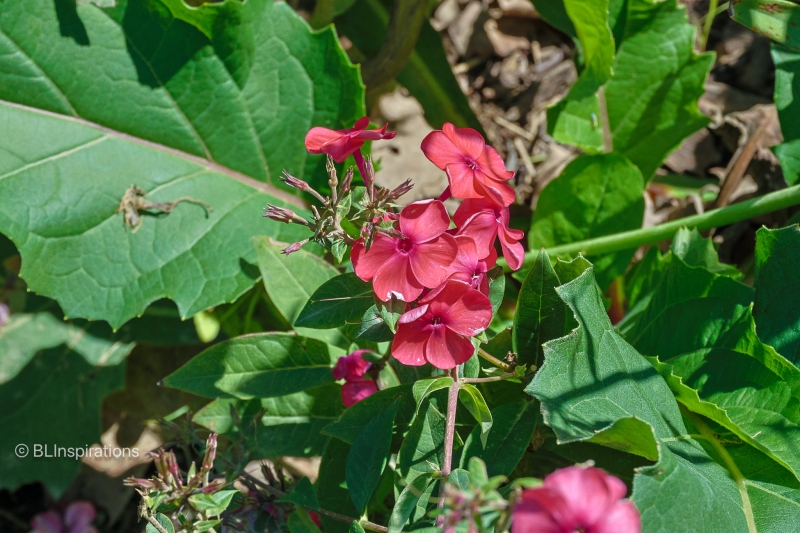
[[390, 179, 414, 200], [280, 171, 311, 192], [202, 433, 218, 473], [282, 239, 309, 256], [263, 205, 310, 226]]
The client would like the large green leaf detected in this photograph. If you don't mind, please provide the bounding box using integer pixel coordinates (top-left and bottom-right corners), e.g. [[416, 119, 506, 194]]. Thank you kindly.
[[730, 0, 800, 52], [296, 273, 375, 330], [0, 0, 364, 328], [192, 384, 344, 457], [334, 0, 482, 132], [529, 153, 644, 288], [548, 0, 713, 179], [322, 385, 415, 444], [620, 234, 800, 480], [0, 313, 128, 496], [754, 225, 800, 364], [526, 267, 761, 532], [316, 438, 359, 533], [772, 45, 800, 184], [164, 333, 344, 399]]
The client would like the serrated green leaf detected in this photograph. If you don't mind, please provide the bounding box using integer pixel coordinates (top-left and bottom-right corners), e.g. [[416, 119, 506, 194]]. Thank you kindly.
[[335, 0, 482, 132], [548, 0, 713, 179], [280, 477, 321, 511], [772, 45, 800, 184], [754, 225, 800, 364], [459, 400, 538, 477], [530, 153, 644, 289], [0, 313, 128, 496], [458, 384, 493, 448], [164, 333, 344, 399], [527, 267, 759, 532], [512, 250, 568, 369], [0, 0, 364, 328], [387, 475, 433, 533], [346, 400, 398, 514], [188, 489, 238, 516], [296, 273, 375, 329], [146, 514, 175, 533], [672, 227, 742, 278], [323, 385, 414, 444]]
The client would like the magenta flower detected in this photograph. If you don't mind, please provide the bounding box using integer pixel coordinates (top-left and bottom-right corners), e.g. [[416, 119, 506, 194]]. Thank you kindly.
[[351, 200, 458, 302], [305, 116, 396, 163], [333, 350, 378, 407], [448, 236, 497, 296], [31, 502, 98, 533], [391, 279, 492, 369], [421, 123, 515, 207], [341, 379, 378, 407], [454, 198, 524, 271], [512, 466, 641, 533]]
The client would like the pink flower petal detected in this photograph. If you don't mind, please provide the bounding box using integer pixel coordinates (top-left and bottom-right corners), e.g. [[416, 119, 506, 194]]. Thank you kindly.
[[392, 320, 431, 366], [64, 502, 96, 533], [420, 278, 470, 308], [476, 179, 516, 207], [446, 163, 483, 200], [341, 379, 378, 407], [31, 511, 63, 533], [333, 352, 371, 381], [592, 500, 642, 533], [352, 116, 370, 131], [424, 326, 475, 369], [351, 235, 399, 281], [398, 304, 430, 325], [408, 235, 458, 289], [305, 127, 343, 152], [546, 467, 624, 527], [498, 234, 525, 271], [443, 288, 492, 336], [399, 200, 451, 243], [477, 145, 515, 182], [373, 254, 424, 302], [421, 130, 465, 170], [456, 212, 498, 258], [512, 488, 574, 533], [442, 123, 485, 160]]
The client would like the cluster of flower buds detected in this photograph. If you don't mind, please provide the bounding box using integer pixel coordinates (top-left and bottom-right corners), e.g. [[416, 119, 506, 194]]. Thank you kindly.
[[265, 118, 524, 371], [332, 350, 379, 406], [125, 434, 220, 497]]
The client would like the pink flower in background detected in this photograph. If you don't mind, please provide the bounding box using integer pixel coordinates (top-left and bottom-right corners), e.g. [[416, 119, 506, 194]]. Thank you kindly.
[[305, 117, 396, 163], [31, 502, 98, 533], [512, 466, 640, 533], [0, 303, 8, 329], [447, 236, 497, 295], [421, 123, 515, 207], [454, 198, 524, 271], [351, 200, 458, 302], [333, 350, 378, 407], [391, 279, 492, 369]]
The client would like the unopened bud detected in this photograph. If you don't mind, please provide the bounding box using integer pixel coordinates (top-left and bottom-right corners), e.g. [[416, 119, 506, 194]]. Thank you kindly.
[[280, 171, 311, 191], [390, 179, 414, 200], [263, 205, 310, 226], [202, 434, 218, 473], [123, 477, 158, 489], [166, 450, 183, 489], [340, 167, 354, 194], [362, 156, 376, 199], [282, 239, 309, 256]]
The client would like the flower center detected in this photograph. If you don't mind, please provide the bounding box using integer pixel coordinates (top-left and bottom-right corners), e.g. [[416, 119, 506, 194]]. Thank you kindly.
[[464, 157, 478, 170], [431, 316, 442, 325], [397, 239, 413, 253]]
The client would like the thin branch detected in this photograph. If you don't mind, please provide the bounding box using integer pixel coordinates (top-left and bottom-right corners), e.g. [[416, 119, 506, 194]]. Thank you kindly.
[[477, 347, 512, 372], [597, 86, 613, 154], [436, 368, 461, 527], [461, 373, 516, 383]]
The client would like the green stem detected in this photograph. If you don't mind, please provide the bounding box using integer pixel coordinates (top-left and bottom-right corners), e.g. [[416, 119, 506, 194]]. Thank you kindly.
[[503, 184, 800, 271], [699, 0, 719, 52]]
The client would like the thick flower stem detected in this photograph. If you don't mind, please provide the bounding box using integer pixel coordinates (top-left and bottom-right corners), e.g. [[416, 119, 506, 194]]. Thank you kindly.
[[436, 367, 461, 526], [505, 184, 800, 271]]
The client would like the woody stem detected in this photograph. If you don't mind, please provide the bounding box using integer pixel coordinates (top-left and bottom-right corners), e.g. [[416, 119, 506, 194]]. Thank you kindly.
[[436, 367, 461, 526]]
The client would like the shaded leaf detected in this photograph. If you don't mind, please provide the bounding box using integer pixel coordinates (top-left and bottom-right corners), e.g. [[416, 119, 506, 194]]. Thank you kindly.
[[346, 400, 398, 513], [296, 273, 375, 330], [323, 385, 414, 444], [280, 477, 321, 511], [458, 384, 493, 448], [316, 438, 359, 533], [387, 475, 433, 533], [772, 45, 800, 184]]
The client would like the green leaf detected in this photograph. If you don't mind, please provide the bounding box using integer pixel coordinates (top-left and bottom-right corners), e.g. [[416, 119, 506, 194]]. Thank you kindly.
[[563, 0, 615, 84], [193, 385, 344, 457], [397, 398, 446, 485], [346, 400, 398, 514], [164, 333, 344, 399], [527, 267, 760, 532], [548, 0, 713, 179], [0, 313, 128, 496], [754, 226, 800, 364], [0, 0, 364, 328], [288, 509, 323, 533], [356, 305, 394, 342], [459, 400, 538, 477], [316, 438, 359, 533], [323, 385, 414, 444], [512, 250, 568, 368], [280, 477, 321, 511], [348, 521, 366, 533], [529, 153, 644, 289], [730, 0, 800, 51], [188, 489, 238, 516], [335, 0, 483, 132], [458, 384, 493, 448], [146, 514, 175, 533], [387, 475, 433, 533], [487, 267, 506, 317], [772, 45, 800, 184], [413, 377, 453, 410], [295, 273, 375, 329], [671, 227, 742, 278], [620, 240, 800, 480]]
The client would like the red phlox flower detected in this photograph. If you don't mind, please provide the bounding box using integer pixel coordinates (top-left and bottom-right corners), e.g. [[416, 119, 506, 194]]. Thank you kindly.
[[332, 350, 372, 381], [448, 236, 497, 295], [512, 466, 641, 533], [341, 379, 378, 407], [31, 502, 98, 533], [454, 198, 524, 271], [391, 279, 492, 369], [305, 116, 396, 163], [421, 123, 515, 207], [351, 200, 458, 302]]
